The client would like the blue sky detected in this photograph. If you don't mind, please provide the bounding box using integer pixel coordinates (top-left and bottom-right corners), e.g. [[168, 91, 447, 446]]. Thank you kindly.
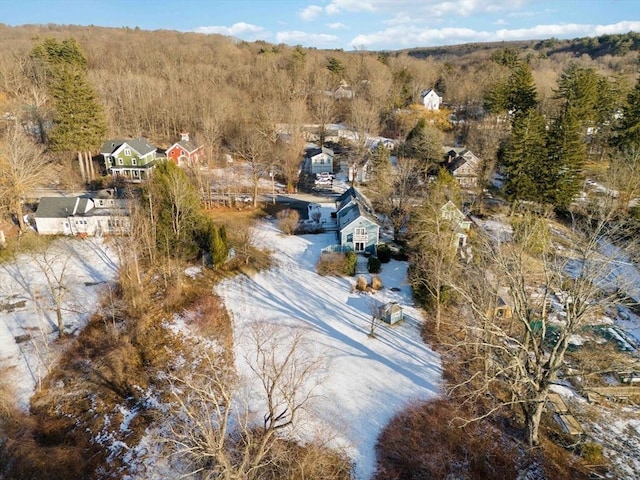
[[1, 0, 639, 51]]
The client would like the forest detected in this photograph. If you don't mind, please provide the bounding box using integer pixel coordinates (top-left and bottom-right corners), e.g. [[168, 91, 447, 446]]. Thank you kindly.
[[0, 22, 640, 480]]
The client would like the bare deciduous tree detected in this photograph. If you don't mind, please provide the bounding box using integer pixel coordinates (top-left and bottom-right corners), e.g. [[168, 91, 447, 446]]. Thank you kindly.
[[168, 324, 325, 480], [0, 123, 48, 231], [451, 212, 635, 446], [31, 247, 72, 338]]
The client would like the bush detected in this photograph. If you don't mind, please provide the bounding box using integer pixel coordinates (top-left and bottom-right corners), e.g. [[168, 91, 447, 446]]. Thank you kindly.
[[316, 253, 347, 276], [355, 275, 368, 291], [370, 275, 383, 290], [578, 442, 603, 463], [344, 251, 357, 276], [276, 209, 300, 235], [377, 244, 392, 263], [368, 256, 381, 274]]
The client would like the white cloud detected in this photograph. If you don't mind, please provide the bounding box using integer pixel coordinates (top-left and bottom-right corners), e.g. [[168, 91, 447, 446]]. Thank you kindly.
[[350, 20, 640, 49], [299, 5, 323, 21], [494, 19, 507, 26], [326, 22, 348, 30], [326, 0, 532, 16], [276, 30, 339, 46], [194, 22, 264, 37]]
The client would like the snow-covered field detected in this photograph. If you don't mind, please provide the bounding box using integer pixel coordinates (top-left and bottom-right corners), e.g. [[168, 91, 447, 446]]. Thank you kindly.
[[216, 217, 442, 479], [0, 238, 118, 409]]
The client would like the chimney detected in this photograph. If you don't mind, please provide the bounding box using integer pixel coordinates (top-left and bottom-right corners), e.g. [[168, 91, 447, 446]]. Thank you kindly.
[[180, 131, 189, 142]]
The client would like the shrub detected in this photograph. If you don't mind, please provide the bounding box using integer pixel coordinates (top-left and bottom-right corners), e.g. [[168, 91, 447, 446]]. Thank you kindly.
[[317, 253, 347, 276], [370, 275, 383, 290], [355, 275, 368, 291], [343, 251, 357, 276], [578, 442, 603, 463], [377, 244, 392, 263], [368, 256, 381, 274], [391, 247, 409, 261], [276, 209, 300, 235]]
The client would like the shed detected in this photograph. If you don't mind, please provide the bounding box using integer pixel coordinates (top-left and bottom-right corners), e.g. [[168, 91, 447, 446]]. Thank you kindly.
[[378, 302, 403, 325]]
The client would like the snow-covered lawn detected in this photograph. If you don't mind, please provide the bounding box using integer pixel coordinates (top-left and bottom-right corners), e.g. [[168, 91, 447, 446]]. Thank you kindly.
[[216, 218, 442, 480], [0, 237, 118, 409]]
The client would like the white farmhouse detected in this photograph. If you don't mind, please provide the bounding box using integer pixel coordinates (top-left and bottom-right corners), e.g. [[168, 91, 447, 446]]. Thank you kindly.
[[421, 88, 442, 111], [34, 193, 129, 236]]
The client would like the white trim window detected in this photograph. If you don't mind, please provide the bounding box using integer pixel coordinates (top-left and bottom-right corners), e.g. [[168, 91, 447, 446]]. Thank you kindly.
[[124, 148, 131, 156], [132, 158, 137, 166], [118, 157, 123, 165]]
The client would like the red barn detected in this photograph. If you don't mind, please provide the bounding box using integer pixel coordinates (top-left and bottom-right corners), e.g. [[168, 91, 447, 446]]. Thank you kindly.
[[166, 132, 203, 167]]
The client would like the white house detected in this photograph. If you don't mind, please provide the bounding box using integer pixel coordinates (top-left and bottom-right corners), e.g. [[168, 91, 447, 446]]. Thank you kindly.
[[34, 194, 129, 236], [421, 88, 442, 111], [307, 146, 334, 174]]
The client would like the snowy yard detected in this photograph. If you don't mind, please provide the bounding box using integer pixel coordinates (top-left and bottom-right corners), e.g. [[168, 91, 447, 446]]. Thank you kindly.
[[0, 238, 118, 409], [216, 218, 442, 479]]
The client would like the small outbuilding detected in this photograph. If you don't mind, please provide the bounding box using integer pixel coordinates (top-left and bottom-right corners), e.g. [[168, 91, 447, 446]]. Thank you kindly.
[[378, 302, 403, 325]]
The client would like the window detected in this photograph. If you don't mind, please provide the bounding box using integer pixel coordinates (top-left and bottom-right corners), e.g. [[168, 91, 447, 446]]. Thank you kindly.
[[118, 158, 123, 165], [132, 158, 137, 166], [355, 241, 365, 252], [124, 148, 131, 156], [133, 170, 139, 178], [355, 227, 366, 236], [107, 157, 112, 164]]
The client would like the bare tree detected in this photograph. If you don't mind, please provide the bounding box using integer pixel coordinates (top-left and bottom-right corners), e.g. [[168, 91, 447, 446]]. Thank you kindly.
[[168, 324, 324, 479], [450, 212, 635, 446], [31, 247, 72, 338], [0, 123, 48, 231], [230, 124, 273, 208]]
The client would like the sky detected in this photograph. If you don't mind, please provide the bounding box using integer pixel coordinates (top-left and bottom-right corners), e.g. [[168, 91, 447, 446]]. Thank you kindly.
[[0, 0, 639, 51]]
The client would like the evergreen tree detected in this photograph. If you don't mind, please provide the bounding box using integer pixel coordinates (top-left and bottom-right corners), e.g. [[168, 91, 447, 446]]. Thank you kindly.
[[499, 110, 548, 204], [613, 74, 640, 151], [210, 226, 228, 267], [545, 107, 587, 209], [403, 118, 444, 164], [555, 63, 600, 128], [485, 54, 537, 118], [30, 37, 107, 156]]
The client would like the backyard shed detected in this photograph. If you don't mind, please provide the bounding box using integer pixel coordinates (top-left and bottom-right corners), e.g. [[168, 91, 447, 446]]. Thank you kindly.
[[379, 302, 403, 325]]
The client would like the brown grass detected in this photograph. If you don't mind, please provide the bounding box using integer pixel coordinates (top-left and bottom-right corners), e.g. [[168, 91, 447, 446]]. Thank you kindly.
[[316, 252, 348, 276]]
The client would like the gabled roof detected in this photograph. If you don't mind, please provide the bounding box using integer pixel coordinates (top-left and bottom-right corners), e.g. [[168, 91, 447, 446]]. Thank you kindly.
[[35, 197, 93, 219], [338, 199, 380, 231], [421, 88, 439, 98], [336, 186, 373, 214], [167, 139, 201, 154], [101, 138, 156, 156], [446, 148, 480, 174]]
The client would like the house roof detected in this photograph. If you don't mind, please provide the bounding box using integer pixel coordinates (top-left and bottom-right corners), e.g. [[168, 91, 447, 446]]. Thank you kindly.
[[445, 148, 479, 174], [339, 200, 380, 231], [101, 138, 156, 156], [421, 88, 438, 98], [168, 139, 201, 154], [35, 197, 93, 219], [336, 186, 374, 214]]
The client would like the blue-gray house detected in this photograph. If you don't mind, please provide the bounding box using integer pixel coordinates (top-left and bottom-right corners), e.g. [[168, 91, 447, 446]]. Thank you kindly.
[[335, 187, 380, 254]]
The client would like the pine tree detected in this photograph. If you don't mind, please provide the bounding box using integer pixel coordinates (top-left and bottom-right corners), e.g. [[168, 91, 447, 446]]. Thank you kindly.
[[555, 63, 600, 128], [485, 53, 537, 117], [545, 107, 587, 209], [613, 75, 640, 152], [30, 37, 107, 156], [499, 110, 548, 204], [403, 118, 444, 164]]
